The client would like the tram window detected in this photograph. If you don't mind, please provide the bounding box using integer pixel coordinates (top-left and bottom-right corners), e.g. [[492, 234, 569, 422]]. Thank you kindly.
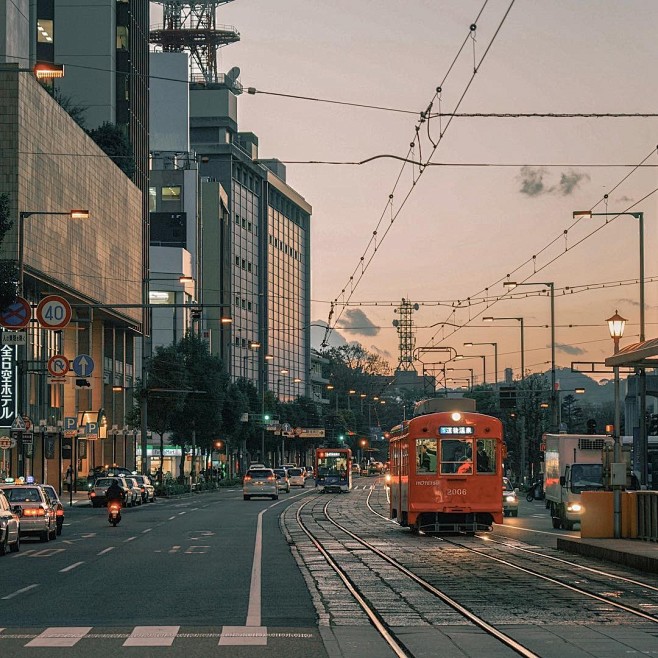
[[476, 439, 496, 473], [441, 439, 473, 474], [416, 439, 437, 473]]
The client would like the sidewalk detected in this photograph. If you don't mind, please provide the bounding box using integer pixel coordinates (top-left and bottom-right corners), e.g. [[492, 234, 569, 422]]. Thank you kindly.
[[557, 536, 658, 574]]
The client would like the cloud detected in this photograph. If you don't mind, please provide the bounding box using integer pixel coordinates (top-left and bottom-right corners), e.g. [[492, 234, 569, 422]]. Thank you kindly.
[[518, 166, 547, 196], [310, 320, 348, 350], [518, 167, 589, 197], [555, 342, 585, 356], [615, 195, 633, 204], [371, 344, 393, 359], [558, 170, 590, 195], [335, 308, 380, 336]]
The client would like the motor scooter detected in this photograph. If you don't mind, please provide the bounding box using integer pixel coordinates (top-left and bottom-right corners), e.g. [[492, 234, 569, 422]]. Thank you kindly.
[[107, 501, 122, 526]]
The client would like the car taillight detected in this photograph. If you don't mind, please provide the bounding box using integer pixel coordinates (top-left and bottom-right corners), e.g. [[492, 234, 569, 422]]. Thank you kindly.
[[267, 476, 275, 481], [56, 509, 64, 516], [23, 508, 46, 517], [244, 476, 252, 482], [90, 492, 96, 497]]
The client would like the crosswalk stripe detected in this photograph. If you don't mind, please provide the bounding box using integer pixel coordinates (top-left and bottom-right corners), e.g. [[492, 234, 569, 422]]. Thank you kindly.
[[26, 627, 91, 647], [123, 626, 180, 647]]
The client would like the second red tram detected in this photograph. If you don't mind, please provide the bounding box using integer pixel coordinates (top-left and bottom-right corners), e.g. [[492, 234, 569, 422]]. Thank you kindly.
[[388, 398, 504, 533]]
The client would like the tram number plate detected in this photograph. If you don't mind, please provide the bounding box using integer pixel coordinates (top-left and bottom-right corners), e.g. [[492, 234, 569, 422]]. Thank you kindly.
[[447, 488, 467, 496]]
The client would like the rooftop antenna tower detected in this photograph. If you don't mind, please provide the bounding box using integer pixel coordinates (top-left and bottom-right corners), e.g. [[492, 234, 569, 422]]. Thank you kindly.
[[150, 0, 241, 85], [392, 299, 419, 371]]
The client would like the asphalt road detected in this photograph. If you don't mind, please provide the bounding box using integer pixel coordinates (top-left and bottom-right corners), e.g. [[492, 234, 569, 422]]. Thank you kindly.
[[0, 486, 329, 657]]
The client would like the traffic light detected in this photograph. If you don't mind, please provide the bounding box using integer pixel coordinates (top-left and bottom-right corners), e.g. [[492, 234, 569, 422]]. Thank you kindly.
[[214, 440, 224, 449], [191, 307, 202, 320], [586, 418, 597, 434], [264, 414, 271, 423], [338, 434, 345, 443]]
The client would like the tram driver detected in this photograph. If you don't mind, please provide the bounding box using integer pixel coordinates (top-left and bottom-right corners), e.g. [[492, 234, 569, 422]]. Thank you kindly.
[[417, 441, 437, 473]]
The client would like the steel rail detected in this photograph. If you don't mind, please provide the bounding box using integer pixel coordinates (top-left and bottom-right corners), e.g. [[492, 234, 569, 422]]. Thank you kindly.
[[366, 486, 658, 624], [316, 499, 540, 658], [295, 499, 410, 658]]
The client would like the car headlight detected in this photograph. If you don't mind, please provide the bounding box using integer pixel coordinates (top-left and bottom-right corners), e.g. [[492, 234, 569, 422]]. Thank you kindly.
[[567, 503, 582, 513], [505, 495, 516, 503]]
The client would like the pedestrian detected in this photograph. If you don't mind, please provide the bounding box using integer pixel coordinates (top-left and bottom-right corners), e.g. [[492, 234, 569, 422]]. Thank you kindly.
[[65, 466, 73, 492]]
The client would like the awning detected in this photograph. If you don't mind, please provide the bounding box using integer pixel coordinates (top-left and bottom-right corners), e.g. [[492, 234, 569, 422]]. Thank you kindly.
[[605, 338, 658, 368]]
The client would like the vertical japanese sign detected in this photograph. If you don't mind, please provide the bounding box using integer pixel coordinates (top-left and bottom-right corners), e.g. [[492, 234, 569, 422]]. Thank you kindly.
[[0, 343, 17, 428]]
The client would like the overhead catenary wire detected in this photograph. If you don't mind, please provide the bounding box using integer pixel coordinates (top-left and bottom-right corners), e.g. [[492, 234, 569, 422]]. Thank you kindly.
[[323, 0, 516, 348]]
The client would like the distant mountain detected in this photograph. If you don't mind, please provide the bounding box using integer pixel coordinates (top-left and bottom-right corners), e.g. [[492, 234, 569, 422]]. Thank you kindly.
[[551, 367, 614, 405]]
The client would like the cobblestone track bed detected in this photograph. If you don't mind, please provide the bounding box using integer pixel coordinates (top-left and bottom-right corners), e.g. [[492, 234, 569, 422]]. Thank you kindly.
[[365, 485, 658, 626], [283, 488, 542, 658]]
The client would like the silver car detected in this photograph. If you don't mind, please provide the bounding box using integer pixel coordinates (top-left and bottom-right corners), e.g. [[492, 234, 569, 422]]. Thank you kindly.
[[0, 485, 57, 542], [0, 490, 20, 554], [243, 468, 278, 501]]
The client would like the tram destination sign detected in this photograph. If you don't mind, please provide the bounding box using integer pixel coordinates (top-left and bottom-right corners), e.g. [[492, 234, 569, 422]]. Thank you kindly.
[[439, 426, 474, 435]]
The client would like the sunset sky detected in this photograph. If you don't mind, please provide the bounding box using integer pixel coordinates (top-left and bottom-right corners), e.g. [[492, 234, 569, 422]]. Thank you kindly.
[[160, 1, 658, 383]]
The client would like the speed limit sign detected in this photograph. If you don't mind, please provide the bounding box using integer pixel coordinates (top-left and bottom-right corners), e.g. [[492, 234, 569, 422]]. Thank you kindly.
[[36, 295, 72, 330]]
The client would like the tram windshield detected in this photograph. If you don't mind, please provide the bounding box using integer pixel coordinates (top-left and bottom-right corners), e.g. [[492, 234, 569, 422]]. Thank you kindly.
[[476, 439, 496, 473], [440, 439, 473, 474], [416, 439, 437, 473], [317, 455, 349, 478]]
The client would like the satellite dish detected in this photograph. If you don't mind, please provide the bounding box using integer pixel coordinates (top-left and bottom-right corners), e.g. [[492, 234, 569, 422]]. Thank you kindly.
[[225, 67, 243, 94]]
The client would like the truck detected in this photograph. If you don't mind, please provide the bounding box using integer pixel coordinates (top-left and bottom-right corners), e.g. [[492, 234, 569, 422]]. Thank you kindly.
[[542, 433, 613, 530]]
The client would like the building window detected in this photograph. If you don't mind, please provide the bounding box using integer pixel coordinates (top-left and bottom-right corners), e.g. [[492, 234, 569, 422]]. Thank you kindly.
[[162, 186, 181, 201], [247, 262, 252, 273], [247, 221, 252, 232], [241, 259, 246, 270], [116, 25, 129, 50], [37, 20, 54, 43], [235, 255, 240, 266], [235, 214, 240, 225], [148, 187, 157, 212]]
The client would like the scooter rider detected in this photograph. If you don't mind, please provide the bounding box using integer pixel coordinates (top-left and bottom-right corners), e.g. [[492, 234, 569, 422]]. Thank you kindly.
[[105, 479, 125, 507]]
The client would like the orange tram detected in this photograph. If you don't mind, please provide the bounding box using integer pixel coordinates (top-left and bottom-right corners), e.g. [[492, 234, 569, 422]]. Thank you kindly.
[[388, 398, 504, 534]]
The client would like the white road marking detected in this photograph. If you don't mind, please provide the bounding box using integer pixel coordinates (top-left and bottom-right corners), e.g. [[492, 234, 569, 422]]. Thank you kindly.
[[178, 511, 186, 516], [1, 584, 39, 600], [219, 626, 267, 646], [97, 547, 115, 556], [169, 545, 181, 553], [29, 548, 65, 558], [124, 536, 137, 542], [59, 562, 84, 573], [168, 516, 176, 520], [142, 528, 152, 533], [11, 549, 35, 558], [123, 626, 180, 647], [26, 627, 91, 647], [246, 510, 264, 627], [185, 545, 209, 554]]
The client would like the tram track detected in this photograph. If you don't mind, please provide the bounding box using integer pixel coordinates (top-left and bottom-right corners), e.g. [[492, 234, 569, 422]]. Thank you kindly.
[[296, 496, 541, 658], [366, 485, 658, 624]]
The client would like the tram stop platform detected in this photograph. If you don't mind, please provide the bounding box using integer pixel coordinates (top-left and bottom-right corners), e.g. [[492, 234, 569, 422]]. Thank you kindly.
[[557, 536, 658, 574]]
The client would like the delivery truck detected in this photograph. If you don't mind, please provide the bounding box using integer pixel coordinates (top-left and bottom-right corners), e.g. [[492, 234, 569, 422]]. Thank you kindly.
[[543, 433, 613, 530]]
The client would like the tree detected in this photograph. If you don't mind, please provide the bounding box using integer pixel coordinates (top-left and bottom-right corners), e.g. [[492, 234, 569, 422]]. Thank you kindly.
[[87, 122, 135, 178], [49, 88, 87, 129], [169, 334, 228, 479], [0, 193, 18, 311]]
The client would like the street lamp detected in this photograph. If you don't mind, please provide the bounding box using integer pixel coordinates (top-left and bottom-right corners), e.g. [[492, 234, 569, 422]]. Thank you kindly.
[[446, 367, 474, 389], [483, 316, 525, 380], [505, 280, 556, 430], [456, 354, 487, 385], [464, 341, 498, 385], [575, 209, 647, 485], [607, 310, 626, 539]]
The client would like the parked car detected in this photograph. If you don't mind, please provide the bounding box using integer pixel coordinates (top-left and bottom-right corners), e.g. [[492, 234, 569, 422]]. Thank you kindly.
[[0, 484, 57, 542], [503, 477, 519, 517], [40, 484, 65, 535], [130, 475, 155, 503], [243, 468, 278, 500], [273, 468, 290, 493], [89, 477, 131, 508], [287, 468, 306, 488], [123, 477, 143, 506], [0, 489, 20, 554]]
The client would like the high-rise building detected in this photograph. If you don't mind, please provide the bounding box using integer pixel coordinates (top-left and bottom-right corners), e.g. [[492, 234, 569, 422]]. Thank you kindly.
[[189, 82, 312, 399]]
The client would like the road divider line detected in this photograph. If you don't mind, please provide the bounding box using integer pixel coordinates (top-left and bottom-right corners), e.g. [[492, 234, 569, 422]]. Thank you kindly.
[[97, 547, 115, 555], [1, 584, 39, 600], [142, 528, 152, 533], [124, 536, 137, 542], [59, 562, 84, 573], [246, 510, 264, 627], [168, 516, 176, 520]]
